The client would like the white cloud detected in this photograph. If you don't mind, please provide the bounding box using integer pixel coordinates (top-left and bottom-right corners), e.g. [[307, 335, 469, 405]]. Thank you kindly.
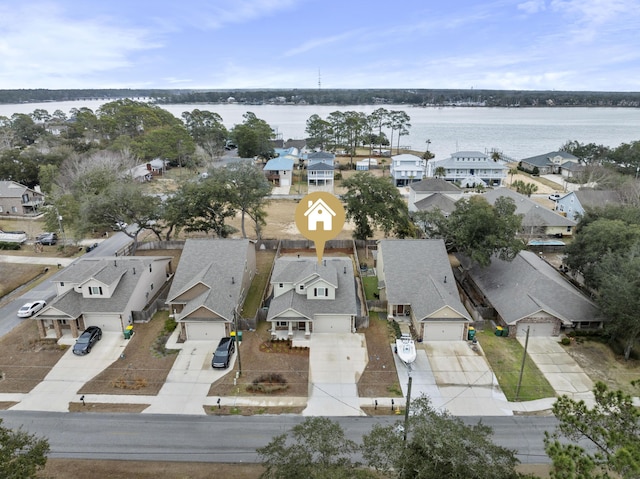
[[517, 0, 546, 14], [194, 0, 302, 29], [283, 31, 360, 57], [0, 3, 159, 88]]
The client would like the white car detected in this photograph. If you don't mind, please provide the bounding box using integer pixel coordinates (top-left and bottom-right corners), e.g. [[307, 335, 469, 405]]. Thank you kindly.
[[17, 300, 46, 318], [548, 193, 562, 201]]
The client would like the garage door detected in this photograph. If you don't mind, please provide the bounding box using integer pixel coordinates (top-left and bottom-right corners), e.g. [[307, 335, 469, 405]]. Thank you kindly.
[[313, 315, 351, 333], [423, 322, 465, 341], [516, 321, 556, 337], [185, 322, 226, 340], [83, 315, 123, 332]]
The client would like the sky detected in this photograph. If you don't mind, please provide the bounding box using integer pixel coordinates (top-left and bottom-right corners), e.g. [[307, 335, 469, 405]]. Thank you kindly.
[[0, 0, 639, 91]]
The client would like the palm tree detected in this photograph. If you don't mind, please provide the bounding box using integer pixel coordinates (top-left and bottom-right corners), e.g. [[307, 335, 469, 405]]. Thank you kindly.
[[434, 166, 446, 179]]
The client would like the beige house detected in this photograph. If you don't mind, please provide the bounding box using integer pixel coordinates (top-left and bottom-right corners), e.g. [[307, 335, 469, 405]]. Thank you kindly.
[[166, 239, 256, 341], [34, 256, 173, 339], [0, 181, 45, 217]]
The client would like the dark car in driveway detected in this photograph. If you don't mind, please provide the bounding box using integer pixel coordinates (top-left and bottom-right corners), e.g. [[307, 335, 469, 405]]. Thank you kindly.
[[73, 326, 102, 355], [36, 232, 58, 245], [211, 337, 235, 368]]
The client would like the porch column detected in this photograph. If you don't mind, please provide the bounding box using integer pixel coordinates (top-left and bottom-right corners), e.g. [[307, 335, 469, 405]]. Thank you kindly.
[[53, 321, 62, 340], [288, 321, 293, 338], [36, 320, 46, 339], [70, 320, 79, 338], [305, 321, 310, 338]]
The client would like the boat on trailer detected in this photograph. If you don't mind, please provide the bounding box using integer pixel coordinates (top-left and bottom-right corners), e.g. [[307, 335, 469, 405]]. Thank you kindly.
[[395, 333, 417, 364]]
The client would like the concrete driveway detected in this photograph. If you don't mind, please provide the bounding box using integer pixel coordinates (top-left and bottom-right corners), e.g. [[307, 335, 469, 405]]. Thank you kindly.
[[304, 333, 368, 416], [518, 337, 594, 401], [9, 332, 129, 412]]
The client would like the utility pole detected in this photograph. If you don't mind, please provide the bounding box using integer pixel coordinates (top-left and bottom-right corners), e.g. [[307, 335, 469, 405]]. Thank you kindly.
[[403, 371, 413, 442], [234, 308, 242, 376], [515, 326, 530, 400]]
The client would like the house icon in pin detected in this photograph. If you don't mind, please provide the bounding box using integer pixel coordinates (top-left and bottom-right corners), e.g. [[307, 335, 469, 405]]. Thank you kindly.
[[303, 198, 336, 231]]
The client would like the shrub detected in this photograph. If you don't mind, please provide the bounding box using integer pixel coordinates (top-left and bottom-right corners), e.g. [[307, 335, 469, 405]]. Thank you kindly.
[[0, 242, 21, 250], [560, 337, 571, 346], [163, 317, 177, 334], [246, 373, 289, 394]]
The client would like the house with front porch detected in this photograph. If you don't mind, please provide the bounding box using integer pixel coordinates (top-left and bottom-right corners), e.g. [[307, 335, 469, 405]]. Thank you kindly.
[[458, 251, 603, 337], [376, 239, 471, 341], [33, 256, 173, 339], [426, 151, 509, 187], [266, 256, 357, 340], [166, 239, 256, 341], [0, 181, 45, 217]]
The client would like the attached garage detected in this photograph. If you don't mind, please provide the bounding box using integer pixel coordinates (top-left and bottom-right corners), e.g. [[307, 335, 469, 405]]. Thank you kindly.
[[422, 322, 466, 341], [83, 314, 124, 333], [516, 321, 557, 337], [313, 315, 352, 334], [184, 321, 226, 340]]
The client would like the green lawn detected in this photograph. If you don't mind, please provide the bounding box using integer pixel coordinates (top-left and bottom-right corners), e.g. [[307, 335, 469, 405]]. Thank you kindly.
[[361, 276, 378, 300], [477, 329, 556, 401]]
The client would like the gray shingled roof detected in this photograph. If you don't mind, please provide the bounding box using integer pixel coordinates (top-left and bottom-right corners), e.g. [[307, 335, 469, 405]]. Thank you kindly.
[[46, 257, 171, 318], [482, 188, 576, 227], [410, 178, 462, 193], [308, 162, 334, 171], [167, 239, 252, 321], [574, 189, 622, 209], [461, 251, 601, 325], [520, 151, 578, 167], [0, 180, 39, 198], [267, 257, 357, 320], [413, 193, 459, 214], [308, 151, 335, 160], [378, 239, 470, 321]]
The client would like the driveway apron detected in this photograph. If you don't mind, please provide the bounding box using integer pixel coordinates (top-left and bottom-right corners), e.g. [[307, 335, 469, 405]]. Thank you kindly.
[[143, 340, 229, 415], [10, 333, 129, 412], [304, 333, 368, 416], [519, 337, 594, 401]]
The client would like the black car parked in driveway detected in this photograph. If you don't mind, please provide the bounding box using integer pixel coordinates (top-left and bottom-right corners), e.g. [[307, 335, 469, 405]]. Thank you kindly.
[[73, 326, 102, 355], [211, 337, 235, 368], [36, 232, 58, 245]]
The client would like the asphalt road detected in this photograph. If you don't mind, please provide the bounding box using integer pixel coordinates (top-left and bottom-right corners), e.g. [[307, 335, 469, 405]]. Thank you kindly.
[[0, 411, 559, 464]]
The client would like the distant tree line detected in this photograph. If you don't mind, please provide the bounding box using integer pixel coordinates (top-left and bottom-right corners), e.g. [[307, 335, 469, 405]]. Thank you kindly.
[[2, 88, 640, 107]]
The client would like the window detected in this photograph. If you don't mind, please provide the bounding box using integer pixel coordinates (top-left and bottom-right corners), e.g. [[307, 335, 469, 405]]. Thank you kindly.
[[279, 283, 284, 288], [299, 285, 304, 291], [89, 286, 103, 295], [60, 282, 64, 287], [11, 206, 17, 213], [314, 287, 328, 297], [276, 321, 288, 327]]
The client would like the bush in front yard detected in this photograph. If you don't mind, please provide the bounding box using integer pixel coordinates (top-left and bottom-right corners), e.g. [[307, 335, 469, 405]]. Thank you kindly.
[[247, 373, 289, 394]]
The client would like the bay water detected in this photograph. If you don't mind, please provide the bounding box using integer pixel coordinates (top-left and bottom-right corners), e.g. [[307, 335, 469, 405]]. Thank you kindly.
[[1, 100, 639, 160]]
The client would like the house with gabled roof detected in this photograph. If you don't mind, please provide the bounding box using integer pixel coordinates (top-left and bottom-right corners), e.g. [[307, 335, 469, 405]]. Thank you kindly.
[[33, 256, 173, 339], [263, 157, 294, 186], [426, 151, 508, 187], [0, 180, 45, 217], [482, 188, 576, 238], [519, 151, 579, 175], [390, 153, 426, 186], [555, 189, 623, 221], [376, 239, 471, 341], [307, 151, 335, 192], [458, 251, 603, 337], [408, 178, 464, 213], [166, 239, 256, 341], [266, 256, 358, 339]]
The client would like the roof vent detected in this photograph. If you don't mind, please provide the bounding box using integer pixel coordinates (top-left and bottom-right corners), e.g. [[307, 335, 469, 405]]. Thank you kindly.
[[133, 267, 136, 275], [444, 275, 447, 283], [232, 277, 235, 284], [114, 260, 117, 267], [344, 266, 347, 274]]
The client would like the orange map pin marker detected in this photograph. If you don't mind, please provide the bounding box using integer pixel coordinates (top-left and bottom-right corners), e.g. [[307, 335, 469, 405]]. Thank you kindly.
[[295, 192, 346, 264]]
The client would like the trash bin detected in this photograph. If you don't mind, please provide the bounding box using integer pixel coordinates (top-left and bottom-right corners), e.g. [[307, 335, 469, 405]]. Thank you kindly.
[[238, 331, 243, 343], [501, 327, 509, 337], [467, 327, 476, 341], [495, 326, 503, 337], [124, 325, 133, 340]]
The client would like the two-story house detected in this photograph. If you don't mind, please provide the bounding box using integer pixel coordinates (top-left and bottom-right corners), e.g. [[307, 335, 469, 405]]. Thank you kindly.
[[263, 157, 294, 187], [390, 154, 426, 186], [408, 178, 464, 213], [166, 239, 256, 341], [0, 181, 45, 216], [426, 151, 509, 187], [266, 256, 357, 339], [307, 151, 335, 192], [33, 256, 173, 339]]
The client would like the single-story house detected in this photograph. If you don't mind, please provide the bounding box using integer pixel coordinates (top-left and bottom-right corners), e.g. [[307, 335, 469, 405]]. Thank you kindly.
[[555, 189, 623, 221], [377, 239, 472, 341], [266, 256, 358, 339], [33, 256, 173, 339], [0, 181, 45, 217], [458, 251, 603, 337], [482, 188, 576, 237], [166, 239, 256, 341], [519, 151, 579, 175]]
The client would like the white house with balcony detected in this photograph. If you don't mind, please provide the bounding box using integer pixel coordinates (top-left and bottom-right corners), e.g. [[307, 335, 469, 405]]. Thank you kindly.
[[390, 154, 426, 186], [307, 151, 335, 192], [426, 151, 509, 187]]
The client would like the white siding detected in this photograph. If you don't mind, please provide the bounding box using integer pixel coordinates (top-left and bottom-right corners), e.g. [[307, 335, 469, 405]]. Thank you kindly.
[[84, 313, 123, 332], [423, 322, 465, 341], [313, 314, 352, 333], [516, 321, 555, 337], [185, 322, 226, 340]]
